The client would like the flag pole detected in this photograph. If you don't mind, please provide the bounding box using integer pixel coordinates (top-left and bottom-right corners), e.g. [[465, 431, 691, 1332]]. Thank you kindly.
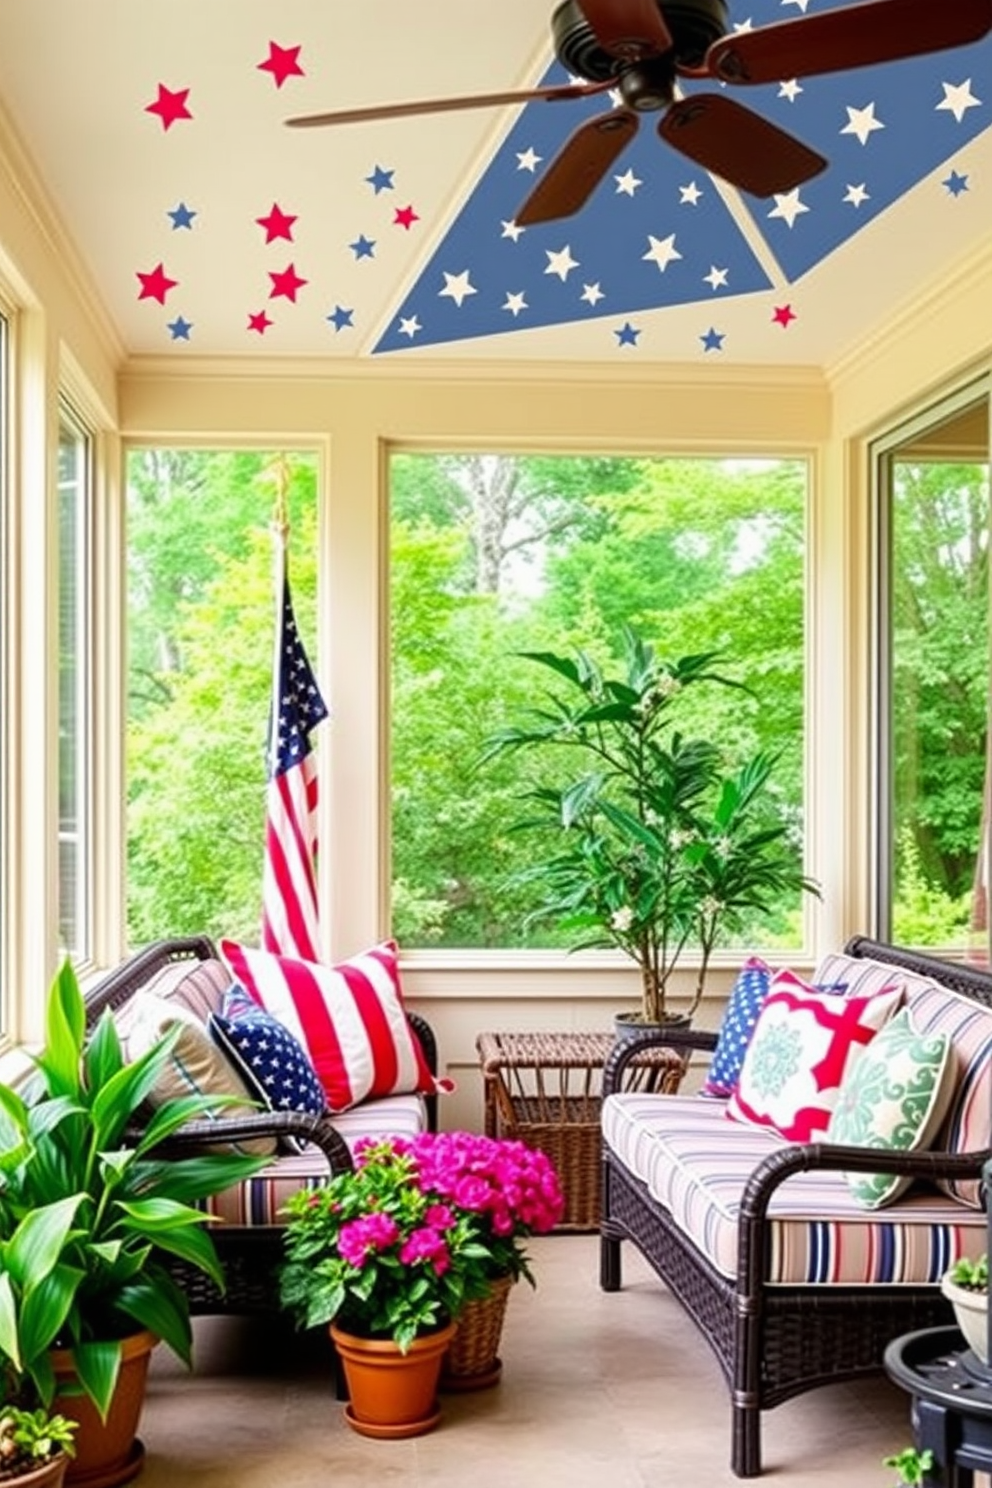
[[268, 458, 291, 773]]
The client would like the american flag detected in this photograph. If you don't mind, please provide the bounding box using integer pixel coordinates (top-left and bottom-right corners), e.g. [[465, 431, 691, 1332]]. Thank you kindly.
[[261, 556, 329, 962]]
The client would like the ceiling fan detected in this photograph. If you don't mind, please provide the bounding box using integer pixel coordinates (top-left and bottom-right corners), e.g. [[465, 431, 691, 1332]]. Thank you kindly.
[[286, 0, 992, 224]]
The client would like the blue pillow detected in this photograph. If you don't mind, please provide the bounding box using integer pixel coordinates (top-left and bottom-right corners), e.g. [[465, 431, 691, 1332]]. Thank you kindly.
[[208, 984, 327, 1150], [699, 958, 772, 1099]]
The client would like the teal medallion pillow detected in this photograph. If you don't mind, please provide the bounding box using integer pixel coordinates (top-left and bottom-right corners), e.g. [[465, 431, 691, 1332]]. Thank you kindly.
[[826, 1006, 955, 1210]]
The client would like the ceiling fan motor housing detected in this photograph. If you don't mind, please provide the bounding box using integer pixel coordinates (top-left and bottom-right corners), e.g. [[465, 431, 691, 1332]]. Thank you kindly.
[[553, 0, 730, 82]]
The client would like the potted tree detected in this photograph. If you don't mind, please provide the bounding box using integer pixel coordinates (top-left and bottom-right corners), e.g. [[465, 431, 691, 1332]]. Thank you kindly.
[[484, 627, 818, 1029], [0, 960, 269, 1486]]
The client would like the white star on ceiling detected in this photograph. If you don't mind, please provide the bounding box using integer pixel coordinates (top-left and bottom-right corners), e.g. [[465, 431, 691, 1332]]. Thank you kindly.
[[781, 0, 810, 11], [679, 181, 703, 205], [545, 245, 580, 280], [516, 147, 542, 172], [767, 188, 810, 228], [501, 220, 525, 242], [936, 79, 982, 124], [503, 291, 527, 316], [844, 183, 870, 207], [642, 233, 682, 272], [398, 316, 421, 338], [439, 270, 477, 306], [614, 168, 643, 197], [778, 79, 803, 102], [841, 102, 885, 146], [580, 282, 605, 305], [703, 265, 729, 290]]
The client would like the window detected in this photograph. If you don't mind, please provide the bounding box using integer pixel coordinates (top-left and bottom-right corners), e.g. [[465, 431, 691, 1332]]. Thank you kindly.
[[57, 403, 92, 961], [872, 386, 991, 956], [125, 448, 319, 945], [0, 306, 7, 1012], [389, 451, 809, 951]]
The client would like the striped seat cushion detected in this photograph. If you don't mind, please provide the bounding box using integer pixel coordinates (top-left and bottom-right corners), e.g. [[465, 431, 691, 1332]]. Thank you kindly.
[[200, 1092, 428, 1226], [602, 1093, 985, 1285], [815, 953, 992, 1209]]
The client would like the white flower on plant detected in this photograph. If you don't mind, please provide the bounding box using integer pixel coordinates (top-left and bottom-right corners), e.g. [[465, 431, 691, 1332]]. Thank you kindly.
[[670, 827, 695, 848], [653, 673, 682, 700], [700, 895, 724, 918], [715, 836, 732, 856], [611, 906, 635, 932]]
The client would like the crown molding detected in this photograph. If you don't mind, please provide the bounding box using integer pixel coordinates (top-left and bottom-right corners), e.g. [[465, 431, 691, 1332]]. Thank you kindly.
[[0, 96, 125, 368]]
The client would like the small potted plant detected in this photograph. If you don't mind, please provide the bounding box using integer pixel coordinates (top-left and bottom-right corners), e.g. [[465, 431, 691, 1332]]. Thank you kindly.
[[883, 1446, 935, 1485], [0, 1405, 76, 1488], [278, 1133, 563, 1434], [484, 627, 819, 1029], [941, 1253, 988, 1363]]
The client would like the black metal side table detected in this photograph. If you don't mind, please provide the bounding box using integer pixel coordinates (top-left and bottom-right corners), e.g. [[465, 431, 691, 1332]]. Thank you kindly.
[[884, 1327, 992, 1488]]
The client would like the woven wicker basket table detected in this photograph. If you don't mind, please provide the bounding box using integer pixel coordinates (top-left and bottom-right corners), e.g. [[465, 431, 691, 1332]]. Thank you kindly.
[[477, 1030, 687, 1232]]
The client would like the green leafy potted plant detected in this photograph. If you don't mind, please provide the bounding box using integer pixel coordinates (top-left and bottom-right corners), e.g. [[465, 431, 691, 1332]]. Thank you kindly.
[[940, 1253, 988, 1363], [279, 1132, 563, 1436], [0, 960, 269, 1485], [484, 627, 818, 1028], [883, 1446, 935, 1485], [0, 1405, 76, 1488]]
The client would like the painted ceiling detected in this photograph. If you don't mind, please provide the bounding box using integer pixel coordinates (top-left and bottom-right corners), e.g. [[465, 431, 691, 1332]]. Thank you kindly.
[[0, 0, 989, 367]]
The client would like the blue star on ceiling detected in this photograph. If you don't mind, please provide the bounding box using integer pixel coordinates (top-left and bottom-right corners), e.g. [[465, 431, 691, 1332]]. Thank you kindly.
[[350, 234, 376, 260], [700, 327, 725, 352], [373, 0, 991, 354], [944, 169, 970, 196], [615, 321, 640, 347], [167, 315, 192, 340], [327, 305, 354, 331], [168, 202, 196, 229], [366, 164, 395, 193]]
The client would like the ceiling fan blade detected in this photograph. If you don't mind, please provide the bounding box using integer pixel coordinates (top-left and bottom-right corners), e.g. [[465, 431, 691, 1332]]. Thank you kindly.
[[578, 0, 673, 60], [285, 80, 613, 128], [516, 109, 640, 225], [659, 93, 827, 197], [705, 0, 992, 85]]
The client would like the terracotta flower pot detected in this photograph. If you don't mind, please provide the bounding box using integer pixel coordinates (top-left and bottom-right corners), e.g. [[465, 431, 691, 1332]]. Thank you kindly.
[[330, 1321, 457, 1439], [442, 1274, 516, 1391], [1, 1453, 72, 1488], [50, 1330, 157, 1488]]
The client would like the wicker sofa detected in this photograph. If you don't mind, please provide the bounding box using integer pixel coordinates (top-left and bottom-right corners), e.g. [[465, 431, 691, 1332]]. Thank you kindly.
[[599, 937, 992, 1478], [85, 935, 441, 1316]]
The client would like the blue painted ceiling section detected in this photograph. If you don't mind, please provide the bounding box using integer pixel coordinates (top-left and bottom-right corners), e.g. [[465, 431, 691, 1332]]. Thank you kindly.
[[374, 0, 990, 354]]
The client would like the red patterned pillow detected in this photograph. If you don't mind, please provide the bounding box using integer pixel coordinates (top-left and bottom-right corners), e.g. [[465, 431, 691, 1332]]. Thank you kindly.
[[726, 981, 903, 1142], [218, 939, 453, 1113]]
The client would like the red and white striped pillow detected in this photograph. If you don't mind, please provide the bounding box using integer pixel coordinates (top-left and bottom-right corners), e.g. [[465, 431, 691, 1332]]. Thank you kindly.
[[219, 939, 452, 1113]]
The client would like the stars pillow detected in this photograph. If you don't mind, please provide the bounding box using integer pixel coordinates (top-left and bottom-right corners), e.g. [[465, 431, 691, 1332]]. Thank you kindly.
[[726, 981, 903, 1142], [208, 984, 328, 1153], [699, 958, 772, 1099], [218, 939, 453, 1113]]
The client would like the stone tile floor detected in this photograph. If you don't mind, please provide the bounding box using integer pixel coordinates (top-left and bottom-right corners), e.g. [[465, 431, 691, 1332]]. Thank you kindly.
[[139, 1234, 924, 1488]]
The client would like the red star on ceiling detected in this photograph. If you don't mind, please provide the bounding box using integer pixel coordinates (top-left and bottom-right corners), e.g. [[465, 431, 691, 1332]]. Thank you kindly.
[[136, 263, 178, 304], [772, 304, 797, 328], [394, 205, 419, 230], [248, 311, 273, 334], [256, 204, 297, 244], [268, 264, 308, 302], [145, 84, 192, 131], [257, 42, 304, 88]]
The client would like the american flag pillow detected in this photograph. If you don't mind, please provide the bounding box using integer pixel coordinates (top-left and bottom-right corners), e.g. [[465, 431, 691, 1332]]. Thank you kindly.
[[219, 939, 452, 1112]]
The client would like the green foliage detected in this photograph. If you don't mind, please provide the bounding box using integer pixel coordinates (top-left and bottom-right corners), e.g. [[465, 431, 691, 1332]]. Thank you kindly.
[[484, 628, 818, 1021], [883, 1447, 935, 1486], [0, 1405, 76, 1470], [892, 829, 972, 947], [0, 961, 268, 1420], [949, 1254, 988, 1290]]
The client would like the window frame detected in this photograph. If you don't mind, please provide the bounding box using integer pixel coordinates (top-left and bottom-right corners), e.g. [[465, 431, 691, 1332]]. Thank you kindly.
[[868, 374, 992, 946]]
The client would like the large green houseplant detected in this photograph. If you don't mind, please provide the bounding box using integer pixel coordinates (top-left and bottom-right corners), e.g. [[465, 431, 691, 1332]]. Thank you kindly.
[[485, 628, 818, 1026], [0, 960, 268, 1431]]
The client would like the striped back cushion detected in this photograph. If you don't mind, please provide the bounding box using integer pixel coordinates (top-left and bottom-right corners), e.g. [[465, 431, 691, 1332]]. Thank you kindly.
[[219, 939, 453, 1113], [134, 956, 233, 1022], [905, 979, 992, 1208]]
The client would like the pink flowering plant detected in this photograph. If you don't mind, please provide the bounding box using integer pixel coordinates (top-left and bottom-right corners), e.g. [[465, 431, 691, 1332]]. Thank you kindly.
[[278, 1132, 564, 1351]]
